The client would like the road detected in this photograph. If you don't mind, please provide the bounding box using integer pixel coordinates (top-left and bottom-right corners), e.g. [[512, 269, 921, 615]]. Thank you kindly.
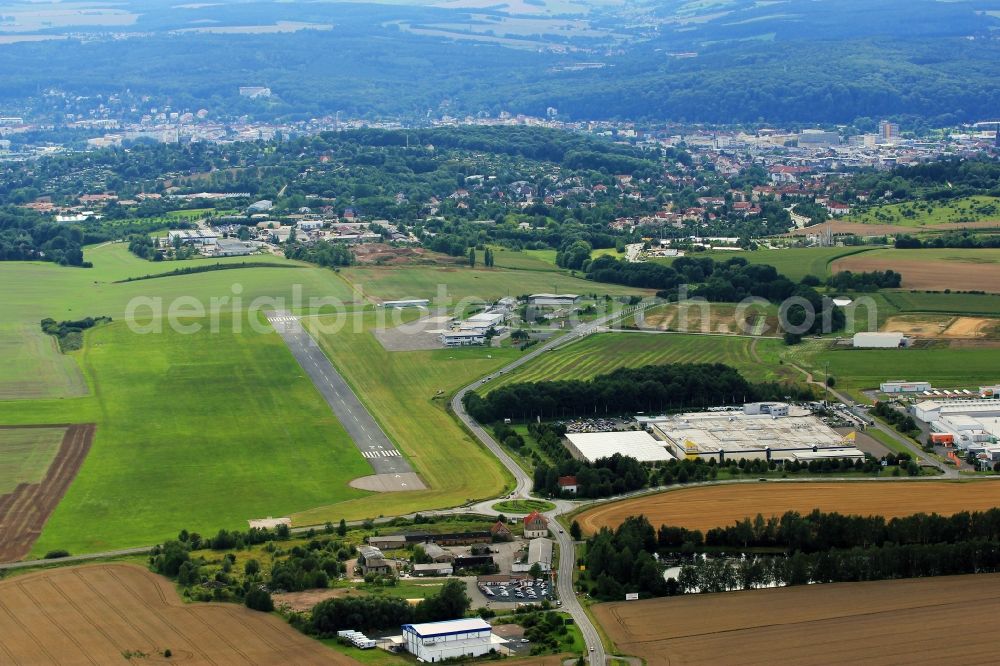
[[266, 311, 424, 488], [790, 363, 956, 478], [451, 306, 643, 665]]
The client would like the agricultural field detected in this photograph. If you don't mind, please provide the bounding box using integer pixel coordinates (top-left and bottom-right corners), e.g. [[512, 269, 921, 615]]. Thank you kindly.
[[340, 263, 651, 305], [594, 573, 1000, 666], [657, 246, 873, 281], [575, 481, 1000, 535], [802, 344, 1000, 394], [292, 312, 520, 526], [880, 290, 1000, 316], [485, 332, 797, 393], [639, 301, 779, 336], [0, 325, 88, 400], [846, 195, 1000, 228], [831, 248, 1000, 293], [0, 564, 351, 665], [0, 426, 66, 495], [0, 425, 93, 562], [881, 314, 1000, 340]]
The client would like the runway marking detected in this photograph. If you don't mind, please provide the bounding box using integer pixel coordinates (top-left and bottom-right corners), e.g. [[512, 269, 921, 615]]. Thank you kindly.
[[362, 450, 401, 458]]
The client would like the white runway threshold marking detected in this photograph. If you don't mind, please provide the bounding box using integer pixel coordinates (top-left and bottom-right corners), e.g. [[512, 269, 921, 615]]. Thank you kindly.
[[362, 450, 402, 458]]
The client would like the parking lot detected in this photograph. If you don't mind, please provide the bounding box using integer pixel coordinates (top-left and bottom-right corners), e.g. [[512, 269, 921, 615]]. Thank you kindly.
[[478, 578, 552, 603]]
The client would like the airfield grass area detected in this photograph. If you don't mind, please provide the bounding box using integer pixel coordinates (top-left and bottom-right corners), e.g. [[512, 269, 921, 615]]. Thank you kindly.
[[340, 263, 650, 305], [576, 481, 1000, 536], [832, 248, 1000, 293], [594, 573, 1000, 666], [656, 246, 872, 281], [4, 320, 370, 555], [0, 564, 352, 665], [293, 313, 519, 525], [485, 332, 796, 393], [0, 426, 67, 495]]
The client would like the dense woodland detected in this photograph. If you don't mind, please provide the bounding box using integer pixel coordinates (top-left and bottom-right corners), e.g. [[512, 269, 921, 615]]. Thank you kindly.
[[464, 363, 810, 423], [582, 508, 1000, 600]]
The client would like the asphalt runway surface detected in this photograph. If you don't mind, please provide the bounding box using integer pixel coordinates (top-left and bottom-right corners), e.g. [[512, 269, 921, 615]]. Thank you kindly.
[[266, 311, 424, 490]]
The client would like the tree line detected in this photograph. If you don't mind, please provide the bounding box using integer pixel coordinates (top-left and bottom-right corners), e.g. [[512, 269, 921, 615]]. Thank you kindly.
[[826, 269, 902, 292], [464, 362, 809, 423]]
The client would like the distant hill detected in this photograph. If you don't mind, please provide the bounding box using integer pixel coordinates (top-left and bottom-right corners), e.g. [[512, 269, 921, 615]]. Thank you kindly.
[[0, 0, 997, 124]]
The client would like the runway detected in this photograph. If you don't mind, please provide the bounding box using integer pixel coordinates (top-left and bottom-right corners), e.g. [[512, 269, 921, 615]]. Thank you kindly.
[[266, 311, 425, 491]]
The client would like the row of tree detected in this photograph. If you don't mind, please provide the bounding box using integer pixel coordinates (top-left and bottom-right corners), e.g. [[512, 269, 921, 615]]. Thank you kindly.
[[305, 580, 471, 635], [826, 269, 902, 292], [464, 362, 809, 423]]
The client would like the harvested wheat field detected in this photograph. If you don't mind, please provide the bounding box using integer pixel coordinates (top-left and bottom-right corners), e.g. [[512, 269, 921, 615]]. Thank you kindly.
[[641, 303, 777, 336], [594, 574, 1000, 665], [831, 253, 1000, 293], [576, 481, 1000, 535], [0, 564, 354, 665], [882, 314, 1000, 339], [0, 424, 94, 562]]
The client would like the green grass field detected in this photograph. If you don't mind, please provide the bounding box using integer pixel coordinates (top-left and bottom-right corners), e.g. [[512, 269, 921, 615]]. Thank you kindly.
[[846, 195, 1000, 228], [340, 263, 651, 305], [292, 313, 521, 525], [485, 332, 797, 393], [0, 325, 89, 400], [880, 290, 1000, 316], [654, 247, 875, 281], [1, 320, 372, 555], [0, 427, 67, 494], [492, 498, 555, 514], [798, 344, 1000, 394]]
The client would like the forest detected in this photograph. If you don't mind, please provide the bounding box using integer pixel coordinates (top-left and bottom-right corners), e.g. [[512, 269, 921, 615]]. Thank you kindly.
[[464, 363, 809, 423]]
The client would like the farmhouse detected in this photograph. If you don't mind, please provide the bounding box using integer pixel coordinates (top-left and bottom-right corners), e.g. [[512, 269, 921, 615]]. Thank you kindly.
[[368, 535, 407, 550], [419, 542, 455, 563], [565, 431, 673, 463], [490, 521, 513, 541], [853, 332, 910, 348], [557, 475, 578, 494], [523, 511, 549, 538], [402, 618, 499, 662], [357, 545, 394, 576]]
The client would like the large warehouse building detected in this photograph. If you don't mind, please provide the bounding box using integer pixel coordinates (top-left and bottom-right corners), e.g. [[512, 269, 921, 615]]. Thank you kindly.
[[401, 618, 500, 662], [565, 430, 673, 462], [645, 405, 862, 462], [853, 332, 910, 348]]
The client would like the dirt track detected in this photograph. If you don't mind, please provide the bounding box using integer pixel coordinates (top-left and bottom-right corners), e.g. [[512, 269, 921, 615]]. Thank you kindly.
[[594, 574, 1000, 665], [0, 424, 94, 562], [832, 254, 1000, 293], [0, 563, 357, 665], [576, 481, 1000, 535]]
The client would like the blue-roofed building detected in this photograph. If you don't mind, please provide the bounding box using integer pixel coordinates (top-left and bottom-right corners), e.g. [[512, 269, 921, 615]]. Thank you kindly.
[[401, 618, 499, 662]]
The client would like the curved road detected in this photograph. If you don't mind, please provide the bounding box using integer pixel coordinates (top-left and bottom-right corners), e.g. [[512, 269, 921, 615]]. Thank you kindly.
[[451, 307, 643, 665]]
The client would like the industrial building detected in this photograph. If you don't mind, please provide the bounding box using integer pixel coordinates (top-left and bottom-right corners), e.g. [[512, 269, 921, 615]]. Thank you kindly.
[[853, 332, 910, 348], [382, 299, 430, 308], [880, 380, 932, 393], [528, 293, 580, 307], [401, 618, 499, 662], [165, 229, 218, 246], [440, 330, 486, 347], [357, 545, 393, 576], [528, 537, 553, 572], [913, 399, 1000, 450], [565, 430, 673, 463], [458, 311, 505, 333], [646, 407, 861, 462]]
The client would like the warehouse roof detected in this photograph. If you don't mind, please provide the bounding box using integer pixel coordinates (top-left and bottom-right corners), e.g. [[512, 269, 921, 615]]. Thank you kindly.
[[402, 618, 491, 638], [565, 431, 672, 462]]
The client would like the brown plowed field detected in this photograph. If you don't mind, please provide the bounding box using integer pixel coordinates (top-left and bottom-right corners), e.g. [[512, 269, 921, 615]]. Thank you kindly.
[[0, 563, 357, 665], [576, 481, 1000, 535], [594, 574, 1000, 665], [831, 255, 1000, 293], [0, 424, 94, 562]]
